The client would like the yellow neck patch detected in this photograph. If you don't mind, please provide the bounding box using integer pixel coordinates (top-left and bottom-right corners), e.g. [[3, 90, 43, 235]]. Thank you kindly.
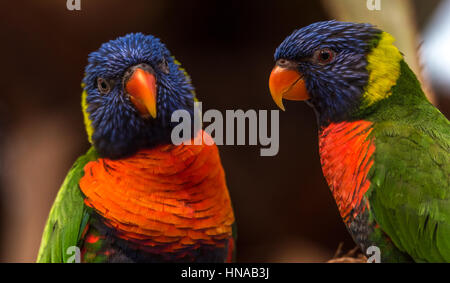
[[81, 86, 94, 144], [362, 32, 402, 107], [173, 57, 197, 99]]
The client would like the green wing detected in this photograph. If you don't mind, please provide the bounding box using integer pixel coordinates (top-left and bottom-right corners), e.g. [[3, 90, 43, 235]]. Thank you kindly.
[[368, 113, 450, 262], [37, 147, 98, 263]]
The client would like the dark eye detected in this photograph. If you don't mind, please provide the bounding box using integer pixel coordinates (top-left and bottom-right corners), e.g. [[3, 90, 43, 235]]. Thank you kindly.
[[97, 78, 111, 94], [277, 59, 289, 67], [313, 48, 335, 65], [159, 58, 170, 74]]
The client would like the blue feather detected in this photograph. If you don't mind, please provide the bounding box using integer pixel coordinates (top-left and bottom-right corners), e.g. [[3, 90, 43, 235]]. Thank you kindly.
[[83, 33, 195, 159], [274, 20, 382, 125]]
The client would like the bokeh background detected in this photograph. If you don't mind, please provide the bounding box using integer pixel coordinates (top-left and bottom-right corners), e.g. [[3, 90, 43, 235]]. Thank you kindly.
[[0, 0, 449, 262]]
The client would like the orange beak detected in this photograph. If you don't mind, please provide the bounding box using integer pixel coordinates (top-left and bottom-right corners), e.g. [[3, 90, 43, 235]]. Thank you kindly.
[[269, 65, 309, 111], [125, 68, 157, 119]]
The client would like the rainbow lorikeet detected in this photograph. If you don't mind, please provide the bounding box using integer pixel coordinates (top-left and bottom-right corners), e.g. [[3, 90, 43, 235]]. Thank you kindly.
[[37, 33, 236, 263], [269, 21, 449, 262]]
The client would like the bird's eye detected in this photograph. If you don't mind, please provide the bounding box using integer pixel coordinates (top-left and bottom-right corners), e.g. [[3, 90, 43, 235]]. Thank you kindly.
[[159, 58, 170, 74], [97, 78, 111, 94], [277, 59, 290, 67], [313, 48, 335, 65]]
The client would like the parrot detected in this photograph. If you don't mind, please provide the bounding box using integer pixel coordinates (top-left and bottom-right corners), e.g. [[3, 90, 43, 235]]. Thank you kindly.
[[268, 20, 450, 262], [37, 33, 236, 263]]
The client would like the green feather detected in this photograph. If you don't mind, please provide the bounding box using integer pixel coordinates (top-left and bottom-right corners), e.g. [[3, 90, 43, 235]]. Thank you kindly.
[[37, 147, 98, 263], [365, 60, 450, 262]]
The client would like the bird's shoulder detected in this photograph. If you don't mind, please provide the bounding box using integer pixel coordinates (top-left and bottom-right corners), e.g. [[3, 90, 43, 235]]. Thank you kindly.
[[367, 117, 450, 262], [36, 147, 98, 262]]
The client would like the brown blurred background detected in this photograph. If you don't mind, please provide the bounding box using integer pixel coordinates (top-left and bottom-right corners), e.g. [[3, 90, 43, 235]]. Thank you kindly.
[[0, 0, 448, 262]]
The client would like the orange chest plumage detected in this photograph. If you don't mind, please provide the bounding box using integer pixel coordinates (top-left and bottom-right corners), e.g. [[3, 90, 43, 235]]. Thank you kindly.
[[318, 121, 376, 223], [79, 132, 234, 251]]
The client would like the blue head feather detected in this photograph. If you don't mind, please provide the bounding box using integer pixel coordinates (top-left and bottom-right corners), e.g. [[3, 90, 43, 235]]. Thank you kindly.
[[83, 33, 195, 159], [274, 20, 381, 125]]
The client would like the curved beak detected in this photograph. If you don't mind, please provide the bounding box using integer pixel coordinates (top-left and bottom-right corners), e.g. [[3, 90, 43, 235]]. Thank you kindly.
[[269, 65, 309, 111], [125, 67, 157, 119]]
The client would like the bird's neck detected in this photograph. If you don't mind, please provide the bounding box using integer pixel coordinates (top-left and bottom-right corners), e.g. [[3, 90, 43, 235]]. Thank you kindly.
[[351, 59, 431, 124], [358, 32, 403, 110], [318, 120, 375, 224], [79, 130, 234, 249]]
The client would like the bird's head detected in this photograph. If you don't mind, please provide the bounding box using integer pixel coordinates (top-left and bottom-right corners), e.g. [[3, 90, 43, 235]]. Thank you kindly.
[[82, 33, 195, 159], [269, 20, 403, 126]]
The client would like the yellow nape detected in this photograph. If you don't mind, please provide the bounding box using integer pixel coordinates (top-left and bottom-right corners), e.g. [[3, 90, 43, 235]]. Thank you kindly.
[[173, 57, 197, 99], [81, 88, 94, 144], [362, 32, 403, 107]]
